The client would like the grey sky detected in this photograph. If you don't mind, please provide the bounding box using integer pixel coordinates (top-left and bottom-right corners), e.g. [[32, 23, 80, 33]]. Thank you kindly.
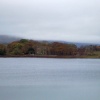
[[0, 0, 100, 43]]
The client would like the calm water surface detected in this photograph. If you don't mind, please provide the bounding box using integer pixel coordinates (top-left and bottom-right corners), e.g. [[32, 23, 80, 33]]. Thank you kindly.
[[0, 58, 100, 100]]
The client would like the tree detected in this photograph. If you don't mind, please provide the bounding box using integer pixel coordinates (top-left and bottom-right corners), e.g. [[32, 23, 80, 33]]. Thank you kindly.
[[0, 44, 6, 55], [22, 41, 36, 55], [19, 39, 29, 43], [50, 42, 77, 56], [7, 42, 24, 55]]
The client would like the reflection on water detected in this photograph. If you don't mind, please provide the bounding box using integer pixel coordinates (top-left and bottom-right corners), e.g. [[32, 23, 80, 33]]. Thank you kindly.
[[0, 58, 100, 100]]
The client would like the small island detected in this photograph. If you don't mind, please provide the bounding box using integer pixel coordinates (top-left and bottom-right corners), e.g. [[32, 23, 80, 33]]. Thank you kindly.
[[0, 39, 100, 58]]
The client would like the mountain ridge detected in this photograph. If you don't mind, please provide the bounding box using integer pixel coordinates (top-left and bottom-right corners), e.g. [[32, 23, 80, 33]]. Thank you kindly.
[[0, 35, 99, 47], [0, 35, 21, 44]]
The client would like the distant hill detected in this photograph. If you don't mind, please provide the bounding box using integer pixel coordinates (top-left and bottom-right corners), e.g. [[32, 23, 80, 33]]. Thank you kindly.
[[0, 35, 21, 44], [67, 42, 100, 47], [0, 35, 99, 47], [45, 40, 100, 47]]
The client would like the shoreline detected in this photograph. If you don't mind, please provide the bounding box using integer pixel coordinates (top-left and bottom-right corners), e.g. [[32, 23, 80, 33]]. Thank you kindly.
[[0, 55, 100, 58]]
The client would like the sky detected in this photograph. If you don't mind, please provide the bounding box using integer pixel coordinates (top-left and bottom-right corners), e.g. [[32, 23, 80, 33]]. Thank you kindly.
[[0, 0, 100, 44]]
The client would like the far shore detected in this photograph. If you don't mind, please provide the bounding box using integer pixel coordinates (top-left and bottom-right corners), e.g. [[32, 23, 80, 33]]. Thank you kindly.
[[0, 55, 100, 58]]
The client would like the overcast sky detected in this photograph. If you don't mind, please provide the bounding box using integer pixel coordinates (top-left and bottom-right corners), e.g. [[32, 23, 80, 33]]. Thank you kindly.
[[0, 0, 100, 43]]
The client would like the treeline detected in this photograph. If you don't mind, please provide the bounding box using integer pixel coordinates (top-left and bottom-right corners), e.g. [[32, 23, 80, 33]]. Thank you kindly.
[[0, 39, 100, 57]]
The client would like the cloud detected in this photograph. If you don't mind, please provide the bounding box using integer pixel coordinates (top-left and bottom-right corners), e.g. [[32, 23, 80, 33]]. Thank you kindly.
[[0, 0, 100, 43]]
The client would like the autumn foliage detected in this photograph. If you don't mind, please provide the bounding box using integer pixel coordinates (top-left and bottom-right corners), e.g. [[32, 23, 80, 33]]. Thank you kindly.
[[0, 39, 100, 57]]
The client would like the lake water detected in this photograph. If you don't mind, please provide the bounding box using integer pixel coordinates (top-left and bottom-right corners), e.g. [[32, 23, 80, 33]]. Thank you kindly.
[[0, 58, 100, 100]]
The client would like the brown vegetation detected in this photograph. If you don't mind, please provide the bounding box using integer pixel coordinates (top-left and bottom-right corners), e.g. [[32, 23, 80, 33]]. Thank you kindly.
[[0, 39, 100, 58]]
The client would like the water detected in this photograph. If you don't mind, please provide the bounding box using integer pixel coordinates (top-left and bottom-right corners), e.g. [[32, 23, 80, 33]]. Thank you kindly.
[[0, 58, 100, 100]]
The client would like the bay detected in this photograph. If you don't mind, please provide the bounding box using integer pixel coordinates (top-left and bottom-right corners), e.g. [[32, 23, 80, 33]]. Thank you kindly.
[[0, 58, 100, 100]]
